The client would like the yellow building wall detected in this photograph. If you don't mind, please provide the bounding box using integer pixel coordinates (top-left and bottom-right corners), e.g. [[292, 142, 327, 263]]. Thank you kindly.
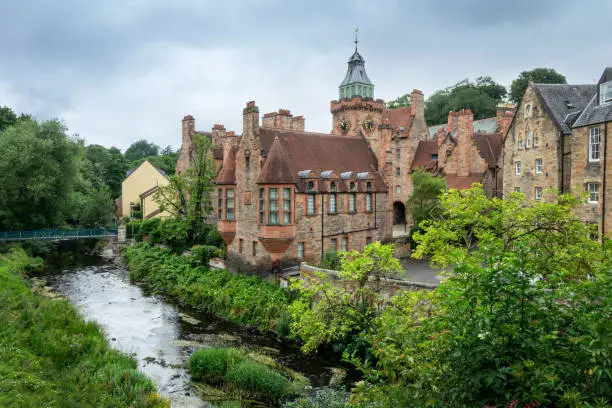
[[121, 160, 170, 219]]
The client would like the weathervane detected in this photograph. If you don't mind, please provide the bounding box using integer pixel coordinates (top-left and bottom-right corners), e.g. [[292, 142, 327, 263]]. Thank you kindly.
[[354, 28, 359, 49]]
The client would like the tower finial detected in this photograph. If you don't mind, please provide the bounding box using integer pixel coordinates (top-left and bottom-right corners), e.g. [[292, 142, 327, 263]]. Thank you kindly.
[[354, 28, 359, 50]]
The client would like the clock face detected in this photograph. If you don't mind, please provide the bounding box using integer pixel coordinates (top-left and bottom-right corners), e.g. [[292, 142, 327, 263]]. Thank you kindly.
[[338, 118, 350, 134], [362, 119, 375, 133]]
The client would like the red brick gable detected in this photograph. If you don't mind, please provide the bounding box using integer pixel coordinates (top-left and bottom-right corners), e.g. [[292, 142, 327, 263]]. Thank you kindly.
[[411, 140, 438, 171], [215, 146, 238, 185], [473, 133, 503, 168]]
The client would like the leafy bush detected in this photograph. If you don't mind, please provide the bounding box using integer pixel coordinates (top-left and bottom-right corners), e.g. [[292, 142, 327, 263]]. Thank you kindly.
[[190, 245, 219, 267], [205, 227, 224, 247], [275, 310, 292, 338], [156, 218, 190, 253], [139, 218, 161, 240], [319, 251, 340, 270], [189, 348, 245, 383], [20, 239, 57, 259], [284, 388, 350, 408], [225, 360, 291, 400], [125, 243, 289, 331]]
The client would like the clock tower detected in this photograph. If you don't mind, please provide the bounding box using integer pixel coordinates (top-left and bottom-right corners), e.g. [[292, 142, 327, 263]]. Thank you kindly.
[[331, 34, 387, 163]]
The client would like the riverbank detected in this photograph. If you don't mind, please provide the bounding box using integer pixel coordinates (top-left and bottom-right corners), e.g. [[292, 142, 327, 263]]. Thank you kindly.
[[125, 242, 291, 334], [0, 247, 169, 407]]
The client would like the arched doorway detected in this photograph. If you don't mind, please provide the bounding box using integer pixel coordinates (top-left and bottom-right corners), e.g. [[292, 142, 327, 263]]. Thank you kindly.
[[393, 201, 406, 225]]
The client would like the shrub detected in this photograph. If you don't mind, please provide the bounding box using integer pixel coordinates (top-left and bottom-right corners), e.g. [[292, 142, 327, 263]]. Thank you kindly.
[[21, 240, 57, 259], [189, 348, 245, 383], [224, 360, 291, 400], [320, 251, 340, 270], [140, 218, 162, 241], [205, 227, 224, 247], [157, 219, 190, 253], [191, 245, 219, 267], [276, 310, 292, 338], [284, 388, 350, 408]]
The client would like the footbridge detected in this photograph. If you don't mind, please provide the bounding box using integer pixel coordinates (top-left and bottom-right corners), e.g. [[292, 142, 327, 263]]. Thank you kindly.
[[1, 228, 118, 243]]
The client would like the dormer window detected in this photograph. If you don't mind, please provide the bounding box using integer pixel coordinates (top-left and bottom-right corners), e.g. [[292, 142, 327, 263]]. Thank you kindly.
[[349, 181, 356, 192], [307, 180, 315, 192], [601, 81, 612, 104]]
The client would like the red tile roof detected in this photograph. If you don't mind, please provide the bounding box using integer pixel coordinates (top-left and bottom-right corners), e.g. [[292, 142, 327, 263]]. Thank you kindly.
[[258, 128, 387, 192], [411, 140, 438, 171], [445, 174, 483, 190], [382, 107, 413, 135], [257, 136, 297, 184], [472, 133, 503, 168], [215, 146, 238, 185]]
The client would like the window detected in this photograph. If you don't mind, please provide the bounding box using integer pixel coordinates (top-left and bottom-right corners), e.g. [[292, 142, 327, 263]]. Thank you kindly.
[[535, 158, 543, 174], [226, 189, 235, 220], [239, 239, 244, 254], [259, 188, 265, 223], [349, 182, 356, 192], [252, 241, 258, 257], [396, 149, 400, 160], [366, 182, 372, 211], [431, 153, 438, 160], [535, 187, 543, 201], [217, 188, 223, 219], [245, 154, 250, 171], [396, 167, 400, 177], [297, 242, 304, 259], [518, 135, 524, 149], [307, 180, 315, 191], [526, 131, 532, 148], [283, 188, 291, 224], [395, 185, 400, 193], [330, 238, 337, 252], [515, 161, 521, 175], [342, 237, 348, 251], [589, 127, 601, 162], [525, 104, 531, 116], [365, 236, 372, 245], [307, 194, 315, 215], [588, 183, 599, 203], [329, 182, 337, 214], [533, 132, 540, 147], [514, 187, 521, 193], [268, 188, 278, 225], [349, 193, 356, 213], [601, 81, 612, 104]]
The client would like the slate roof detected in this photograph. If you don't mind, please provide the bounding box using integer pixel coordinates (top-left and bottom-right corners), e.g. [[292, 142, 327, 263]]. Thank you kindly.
[[339, 49, 373, 86], [257, 128, 386, 192], [532, 84, 596, 134], [428, 124, 446, 138], [573, 97, 612, 127], [125, 160, 167, 179], [473, 117, 498, 134], [472, 133, 503, 168]]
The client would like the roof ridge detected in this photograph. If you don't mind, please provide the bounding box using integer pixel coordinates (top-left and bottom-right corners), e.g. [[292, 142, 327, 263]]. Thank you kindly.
[[572, 94, 596, 128]]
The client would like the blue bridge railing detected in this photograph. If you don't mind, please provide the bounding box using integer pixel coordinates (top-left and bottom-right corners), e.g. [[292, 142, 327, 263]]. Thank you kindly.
[[1, 228, 118, 243]]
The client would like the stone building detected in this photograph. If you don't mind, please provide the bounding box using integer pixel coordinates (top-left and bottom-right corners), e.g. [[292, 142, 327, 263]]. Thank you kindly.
[[180, 43, 430, 272], [411, 106, 514, 197], [501, 67, 612, 236]]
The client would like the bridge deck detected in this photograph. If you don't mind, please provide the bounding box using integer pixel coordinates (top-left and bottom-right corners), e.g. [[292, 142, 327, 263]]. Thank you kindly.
[[1, 228, 118, 242]]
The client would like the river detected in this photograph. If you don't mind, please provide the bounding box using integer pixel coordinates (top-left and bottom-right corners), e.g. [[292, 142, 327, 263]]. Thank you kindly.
[[42, 255, 353, 407]]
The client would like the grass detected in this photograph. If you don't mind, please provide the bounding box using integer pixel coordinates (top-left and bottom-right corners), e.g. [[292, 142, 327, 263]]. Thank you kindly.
[[189, 347, 302, 405], [125, 242, 290, 332], [0, 247, 169, 408]]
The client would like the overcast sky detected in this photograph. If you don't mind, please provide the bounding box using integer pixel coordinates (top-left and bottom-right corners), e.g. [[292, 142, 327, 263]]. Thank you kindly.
[[1, 0, 611, 151]]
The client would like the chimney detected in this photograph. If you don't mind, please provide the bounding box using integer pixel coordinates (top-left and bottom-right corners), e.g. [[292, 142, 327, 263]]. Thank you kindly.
[[496, 103, 515, 136], [454, 109, 474, 177], [211, 123, 226, 146], [243, 101, 260, 137], [177, 115, 196, 175], [409, 89, 424, 117], [262, 109, 305, 131]]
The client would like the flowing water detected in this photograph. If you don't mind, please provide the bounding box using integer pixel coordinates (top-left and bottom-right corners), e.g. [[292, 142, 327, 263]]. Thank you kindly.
[[42, 256, 354, 407]]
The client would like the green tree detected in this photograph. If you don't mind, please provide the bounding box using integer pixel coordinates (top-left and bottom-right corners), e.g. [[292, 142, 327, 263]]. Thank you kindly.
[[124, 139, 160, 162], [387, 93, 410, 109], [0, 106, 18, 133], [289, 242, 403, 355], [153, 133, 215, 242], [424, 77, 507, 125], [406, 170, 446, 227], [352, 186, 611, 407], [509, 68, 567, 104], [0, 119, 79, 230], [84, 144, 128, 198]]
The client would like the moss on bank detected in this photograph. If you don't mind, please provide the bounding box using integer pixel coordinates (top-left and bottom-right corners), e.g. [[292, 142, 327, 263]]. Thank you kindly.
[[124, 242, 290, 332], [0, 247, 169, 408]]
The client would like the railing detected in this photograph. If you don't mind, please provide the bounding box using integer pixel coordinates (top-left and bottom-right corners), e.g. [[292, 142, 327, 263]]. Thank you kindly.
[[1, 228, 118, 243]]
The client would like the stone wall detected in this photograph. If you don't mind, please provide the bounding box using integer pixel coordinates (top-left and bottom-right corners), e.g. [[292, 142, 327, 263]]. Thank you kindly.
[[300, 262, 438, 300], [502, 84, 561, 199]]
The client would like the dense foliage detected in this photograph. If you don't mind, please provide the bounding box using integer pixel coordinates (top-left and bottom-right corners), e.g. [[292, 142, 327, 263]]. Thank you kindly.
[[125, 243, 289, 332], [351, 186, 611, 407], [289, 242, 403, 355], [509, 68, 567, 104], [124, 139, 160, 162], [0, 247, 168, 407], [424, 77, 507, 125], [406, 170, 446, 227]]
